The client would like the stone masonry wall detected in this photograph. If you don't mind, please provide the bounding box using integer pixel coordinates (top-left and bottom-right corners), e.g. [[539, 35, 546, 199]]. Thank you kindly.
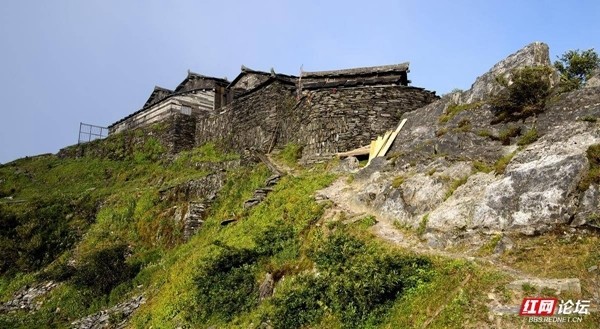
[[294, 86, 438, 157], [194, 82, 438, 159], [195, 81, 297, 153]]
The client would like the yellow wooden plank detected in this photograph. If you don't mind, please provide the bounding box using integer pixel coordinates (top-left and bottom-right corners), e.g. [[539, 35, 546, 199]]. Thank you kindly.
[[368, 140, 376, 160], [378, 118, 408, 157], [374, 131, 393, 157]]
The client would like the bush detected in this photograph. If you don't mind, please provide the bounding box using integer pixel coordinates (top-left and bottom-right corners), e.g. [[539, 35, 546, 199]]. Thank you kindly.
[[554, 49, 600, 92], [272, 232, 433, 329], [72, 244, 137, 295], [194, 245, 259, 322], [490, 66, 553, 122]]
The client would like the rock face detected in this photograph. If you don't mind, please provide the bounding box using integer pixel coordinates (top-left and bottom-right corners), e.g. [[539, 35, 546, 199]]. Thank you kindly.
[[0, 281, 59, 313], [472, 122, 599, 233], [586, 68, 600, 88], [460, 42, 551, 104], [338, 42, 600, 242], [71, 295, 145, 329]]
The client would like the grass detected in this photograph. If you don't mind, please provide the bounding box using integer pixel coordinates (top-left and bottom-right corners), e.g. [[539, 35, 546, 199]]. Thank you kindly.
[[494, 151, 517, 174], [476, 234, 503, 256], [473, 161, 493, 174], [517, 127, 539, 146], [444, 176, 469, 200], [391, 175, 405, 188], [581, 116, 597, 123], [417, 213, 429, 237], [277, 143, 303, 167], [438, 102, 483, 124]]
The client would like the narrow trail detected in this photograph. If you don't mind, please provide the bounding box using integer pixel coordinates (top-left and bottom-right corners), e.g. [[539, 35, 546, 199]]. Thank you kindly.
[[316, 177, 534, 281], [266, 157, 537, 282]]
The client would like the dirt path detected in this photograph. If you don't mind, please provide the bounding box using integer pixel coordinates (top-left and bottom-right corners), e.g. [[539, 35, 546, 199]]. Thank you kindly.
[[317, 177, 533, 281]]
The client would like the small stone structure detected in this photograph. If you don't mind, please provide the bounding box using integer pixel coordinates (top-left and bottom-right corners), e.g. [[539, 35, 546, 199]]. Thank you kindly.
[[108, 63, 438, 160]]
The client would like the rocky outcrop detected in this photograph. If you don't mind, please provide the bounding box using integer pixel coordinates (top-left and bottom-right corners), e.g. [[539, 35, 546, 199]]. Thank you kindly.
[[472, 122, 599, 234], [586, 68, 600, 88], [71, 295, 145, 329], [159, 172, 226, 203], [337, 42, 600, 243], [0, 281, 59, 313], [460, 42, 552, 104]]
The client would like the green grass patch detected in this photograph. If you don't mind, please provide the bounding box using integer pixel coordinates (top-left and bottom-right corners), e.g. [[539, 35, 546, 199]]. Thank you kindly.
[[391, 175, 405, 188], [517, 127, 538, 146], [494, 151, 517, 174], [277, 143, 303, 167], [578, 144, 600, 191], [438, 102, 483, 124], [444, 176, 469, 200]]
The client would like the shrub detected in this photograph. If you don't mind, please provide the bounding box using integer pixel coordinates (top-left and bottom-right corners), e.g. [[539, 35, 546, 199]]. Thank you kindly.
[[273, 232, 433, 329], [554, 49, 600, 92], [490, 66, 553, 122], [72, 244, 137, 295], [194, 245, 259, 322]]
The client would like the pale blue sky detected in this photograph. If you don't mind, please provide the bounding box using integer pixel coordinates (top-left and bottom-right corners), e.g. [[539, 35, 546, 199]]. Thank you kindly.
[[1, 0, 598, 163]]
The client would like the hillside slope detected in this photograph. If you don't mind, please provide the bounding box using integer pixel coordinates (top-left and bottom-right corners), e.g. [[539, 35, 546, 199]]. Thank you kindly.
[[1, 42, 599, 328]]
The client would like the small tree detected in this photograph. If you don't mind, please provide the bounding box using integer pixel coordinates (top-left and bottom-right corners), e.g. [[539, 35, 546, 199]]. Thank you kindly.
[[490, 66, 553, 122], [554, 49, 600, 92]]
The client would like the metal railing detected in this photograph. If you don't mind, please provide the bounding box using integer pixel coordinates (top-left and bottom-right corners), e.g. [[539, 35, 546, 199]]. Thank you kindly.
[[78, 122, 108, 144]]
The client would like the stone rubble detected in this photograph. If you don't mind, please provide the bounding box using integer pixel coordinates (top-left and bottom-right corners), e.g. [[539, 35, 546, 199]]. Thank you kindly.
[[0, 281, 59, 313], [244, 175, 281, 209], [70, 295, 145, 329]]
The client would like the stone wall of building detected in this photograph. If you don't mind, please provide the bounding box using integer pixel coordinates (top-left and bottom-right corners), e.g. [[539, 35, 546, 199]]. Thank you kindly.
[[194, 82, 438, 159], [293, 86, 438, 158], [195, 81, 298, 153]]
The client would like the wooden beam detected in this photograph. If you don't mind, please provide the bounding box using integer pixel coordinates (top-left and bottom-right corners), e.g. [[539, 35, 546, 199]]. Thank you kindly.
[[378, 118, 407, 157], [367, 140, 377, 165], [374, 131, 393, 158], [336, 145, 370, 158]]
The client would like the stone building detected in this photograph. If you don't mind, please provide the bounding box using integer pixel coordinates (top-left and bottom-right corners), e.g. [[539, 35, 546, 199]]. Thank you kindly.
[[108, 63, 438, 159]]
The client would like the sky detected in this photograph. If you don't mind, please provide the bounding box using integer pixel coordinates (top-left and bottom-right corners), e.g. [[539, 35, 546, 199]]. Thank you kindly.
[[0, 0, 599, 163]]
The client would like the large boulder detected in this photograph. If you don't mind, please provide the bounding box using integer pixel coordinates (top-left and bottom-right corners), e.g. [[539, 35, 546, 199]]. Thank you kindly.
[[460, 42, 551, 104], [472, 122, 599, 233]]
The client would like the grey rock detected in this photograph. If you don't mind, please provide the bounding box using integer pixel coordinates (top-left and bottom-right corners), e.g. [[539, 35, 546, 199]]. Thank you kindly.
[[506, 278, 581, 295], [473, 122, 600, 232], [264, 174, 281, 187], [460, 42, 551, 104], [0, 281, 59, 313], [572, 184, 599, 227], [334, 156, 360, 173], [258, 273, 274, 301], [493, 235, 514, 255], [427, 173, 496, 231], [71, 295, 145, 329], [585, 68, 600, 88]]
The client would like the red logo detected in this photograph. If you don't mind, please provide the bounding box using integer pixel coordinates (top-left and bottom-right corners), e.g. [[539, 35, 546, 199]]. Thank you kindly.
[[519, 298, 557, 316]]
